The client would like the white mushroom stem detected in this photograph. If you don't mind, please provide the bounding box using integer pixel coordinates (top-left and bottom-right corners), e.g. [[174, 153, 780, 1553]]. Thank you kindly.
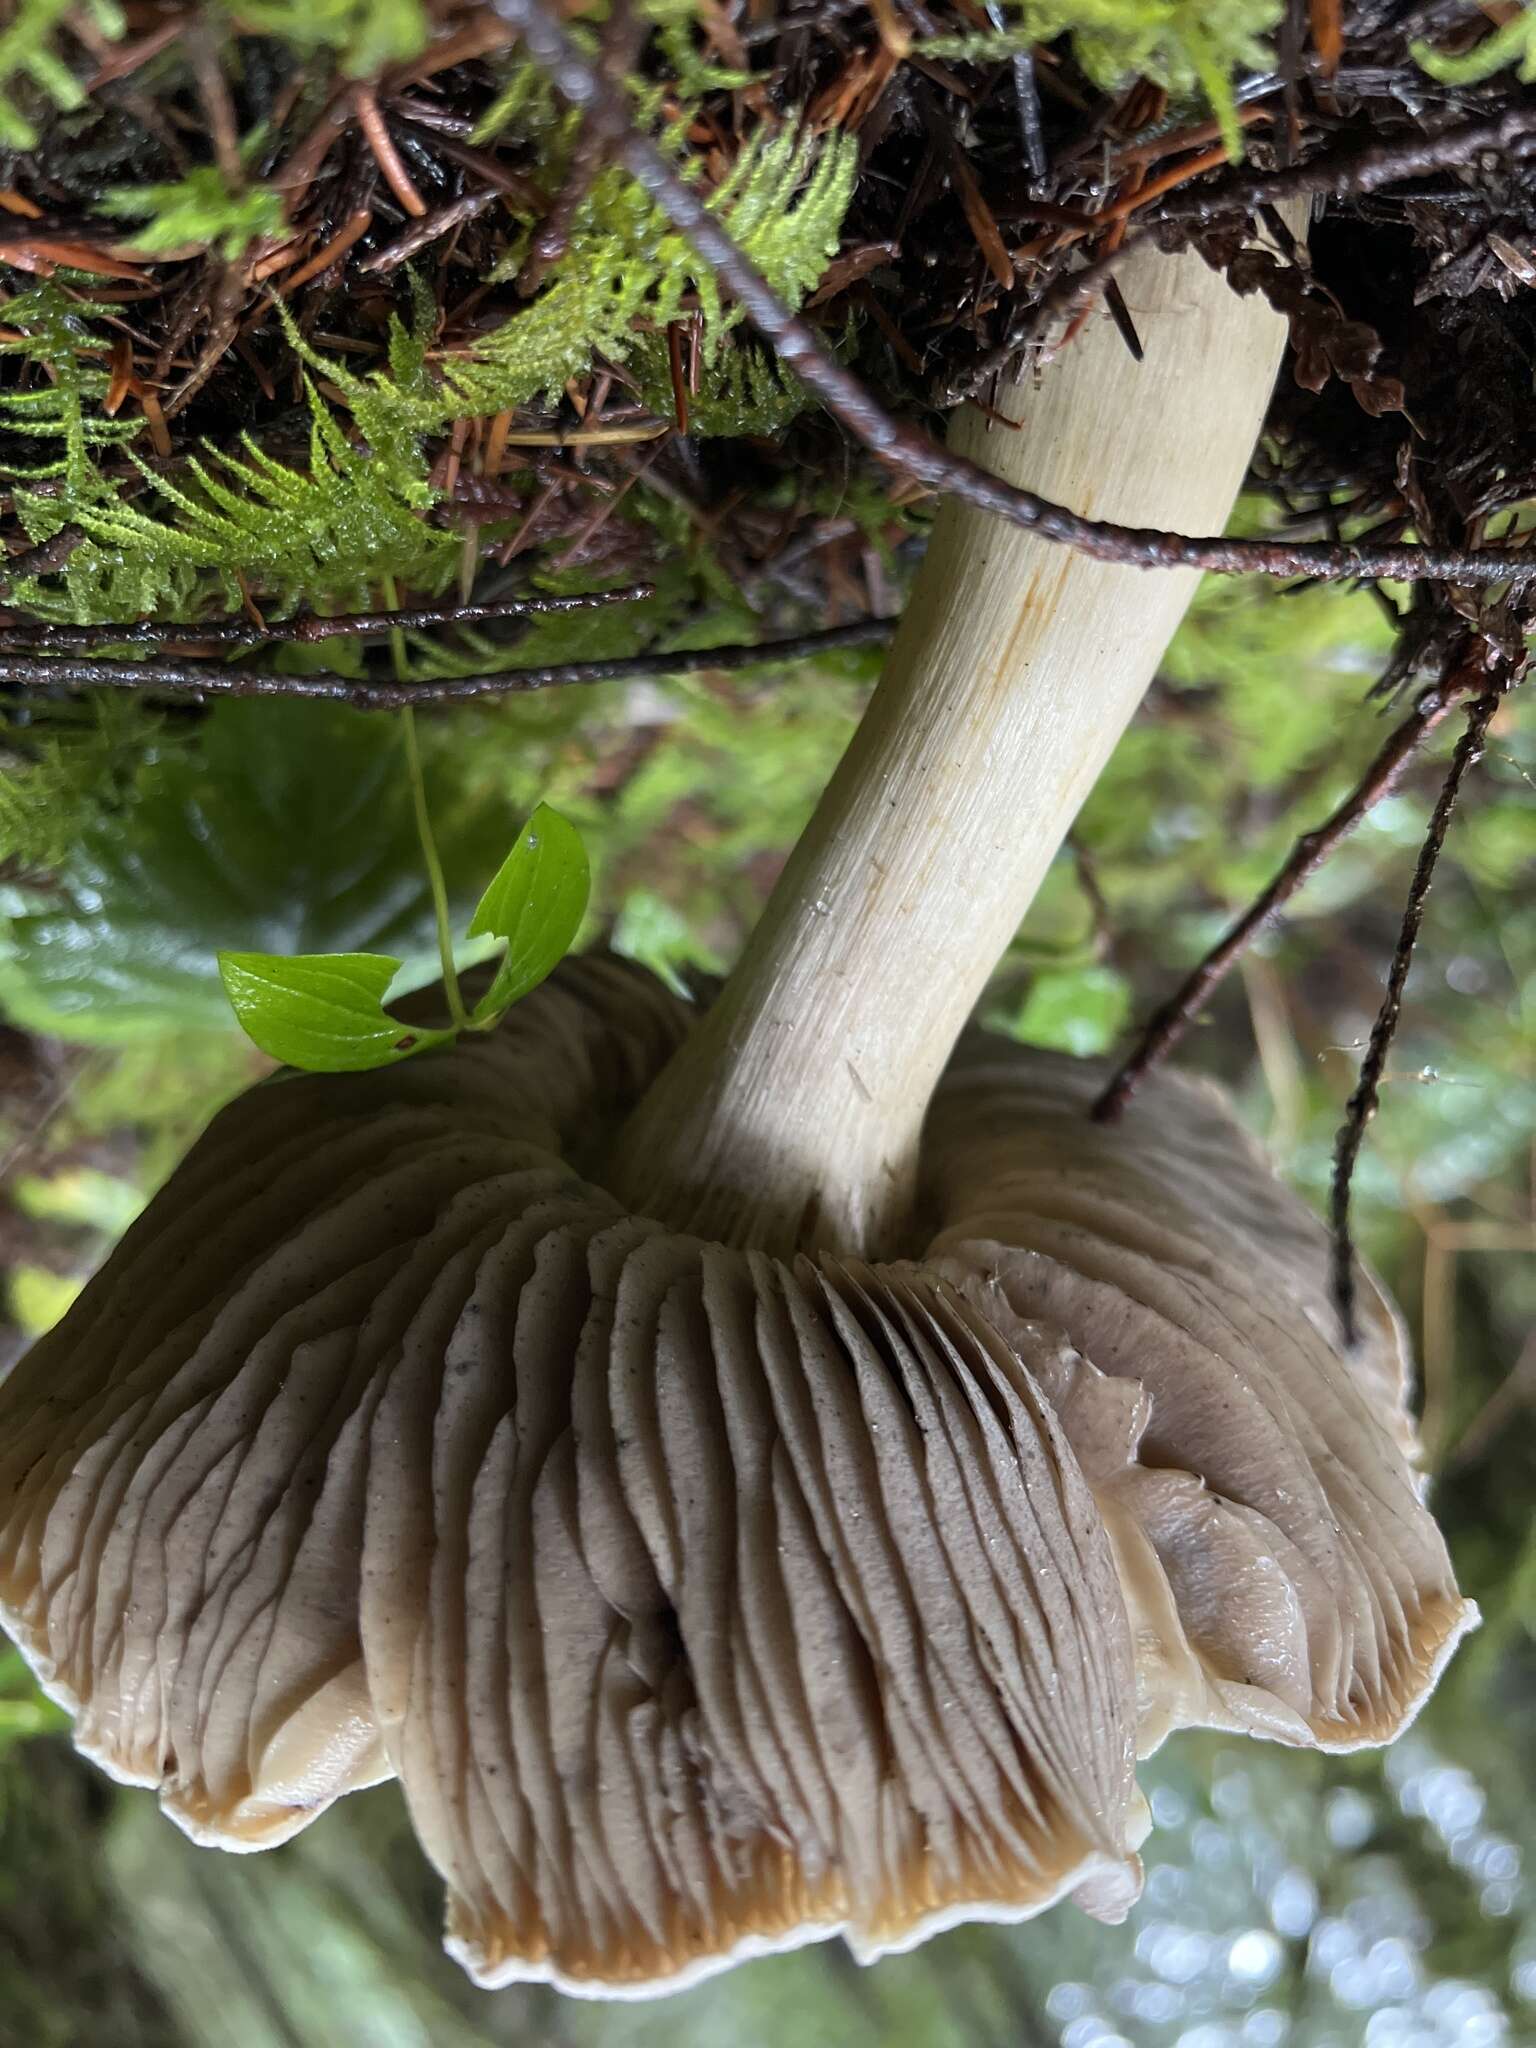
[[609, 241, 1294, 1257]]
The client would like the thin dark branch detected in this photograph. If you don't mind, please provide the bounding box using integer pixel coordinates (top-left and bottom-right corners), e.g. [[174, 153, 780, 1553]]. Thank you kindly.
[[0, 585, 656, 652], [1161, 101, 1536, 224], [514, 5, 644, 300], [1093, 653, 1483, 1122], [186, 22, 243, 191], [1005, 102, 1536, 373], [514, 121, 603, 297], [360, 189, 500, 275], [0, 617, 893, 708], [494, 0, 1536, 591], [0, 528, 87, 596], [1329, 685, 1505, 1345]]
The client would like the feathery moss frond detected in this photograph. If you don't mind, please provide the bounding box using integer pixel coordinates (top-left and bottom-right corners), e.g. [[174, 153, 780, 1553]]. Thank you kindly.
[[637, 338, 813, 437], [100, 164, 287, 263], [64, 379, 454, 617], [1413, 11, 1536, 87], [1, 108, 856, 625], [641, 0, 752, 95], [442, 124, 857, 417], [0, 285, 141, 492]]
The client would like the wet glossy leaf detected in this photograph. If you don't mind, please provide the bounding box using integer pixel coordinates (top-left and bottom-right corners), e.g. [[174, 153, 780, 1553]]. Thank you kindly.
[[467, 803, 590, 1024], [0, 701, 505, 1041], [217, 950, 450, 1072]]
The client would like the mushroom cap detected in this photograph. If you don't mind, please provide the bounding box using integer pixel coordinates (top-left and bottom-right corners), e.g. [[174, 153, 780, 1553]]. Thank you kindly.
[[0, 956, 1140, 1998], [922, 1038, 1474, 1757], [0, 956, 1470, 1996]]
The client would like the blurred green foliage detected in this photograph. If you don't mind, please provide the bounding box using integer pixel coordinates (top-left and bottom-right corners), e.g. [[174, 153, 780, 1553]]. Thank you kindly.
[[0, 0, 122, 149], [0, 691, 163, 873], [0, 701, 515, 1038]]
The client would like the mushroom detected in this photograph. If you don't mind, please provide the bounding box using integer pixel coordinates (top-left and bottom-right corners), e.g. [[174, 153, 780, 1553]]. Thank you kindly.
[[0, 242, 1473, 1998]]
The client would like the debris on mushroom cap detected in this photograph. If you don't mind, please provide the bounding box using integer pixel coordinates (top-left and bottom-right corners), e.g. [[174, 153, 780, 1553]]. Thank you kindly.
[[923, 1038, 1477, 1758], [0, 956, 1141, 1998], [0, 956, 1471, 1996]]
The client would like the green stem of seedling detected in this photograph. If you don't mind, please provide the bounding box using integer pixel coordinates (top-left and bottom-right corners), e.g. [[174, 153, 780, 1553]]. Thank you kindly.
[[386, 579, 473, 1036], [401, 706, 471, 1033]]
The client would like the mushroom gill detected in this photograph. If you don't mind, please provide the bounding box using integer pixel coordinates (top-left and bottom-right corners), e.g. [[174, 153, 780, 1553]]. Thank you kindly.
[[922, 1039, 1474, 1757], [0, 955, 1473, 1994], [0, 957, 1144, 1998]]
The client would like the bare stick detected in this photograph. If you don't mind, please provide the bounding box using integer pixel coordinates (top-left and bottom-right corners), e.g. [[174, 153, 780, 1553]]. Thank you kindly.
[[0, 617, 893, 708], [1329, 687, 1505, 1344], [1094, 660, 1480, 1122], [0, 528, 86, 595], [361, 190, 501, 275], [0, 585, 656, 651], [493, 0, 1533, 591], [355, 86, 427, 218], [1014, 101, 1536, 355]]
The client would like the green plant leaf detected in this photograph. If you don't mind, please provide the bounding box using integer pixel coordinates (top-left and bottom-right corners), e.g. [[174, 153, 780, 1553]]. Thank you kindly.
[[467, 803, 590, 1024], [218, 951, 450, 1071], [1010, 964, 1132, 1057], [0, 700, 508, 1042]]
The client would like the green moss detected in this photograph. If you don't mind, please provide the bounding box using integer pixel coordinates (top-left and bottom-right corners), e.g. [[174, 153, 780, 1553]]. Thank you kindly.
[[100, 164, 288, 263], [1413, 9, 1536, 87], [920, 0, 1281, 158], [0, 0, 122, 148]]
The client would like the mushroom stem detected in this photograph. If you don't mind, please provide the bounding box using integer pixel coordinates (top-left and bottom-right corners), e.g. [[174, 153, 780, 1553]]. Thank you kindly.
[[608, 241, 1294, 1256]]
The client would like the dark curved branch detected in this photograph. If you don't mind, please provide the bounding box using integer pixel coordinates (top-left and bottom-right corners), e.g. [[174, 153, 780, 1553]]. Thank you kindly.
[[0, 617, 893, 708], [493, 0, 1534, 591], [0, 529, 87, 597], [0, 585, 656, 652], [1093, 655, 1483, 1123], [1329, 684, 1506, 1345], [1163, 101, 1536, 223], [1027, 103, 1536, 346]]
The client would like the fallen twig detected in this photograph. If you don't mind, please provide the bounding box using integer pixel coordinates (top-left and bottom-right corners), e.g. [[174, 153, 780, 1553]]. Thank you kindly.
[[1329, 685, 1507, 1344], [1094, 652, 1484, 1123], [360, 189, 501, 274], [0, 585, 656, 652], [355, 85, 427, 218], [0, 528, 87, 596], [0, 617, 894, 708]]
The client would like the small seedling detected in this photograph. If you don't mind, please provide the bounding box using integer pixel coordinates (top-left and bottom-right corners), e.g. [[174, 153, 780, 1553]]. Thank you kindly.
[[220, 707, 589, 1071]]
